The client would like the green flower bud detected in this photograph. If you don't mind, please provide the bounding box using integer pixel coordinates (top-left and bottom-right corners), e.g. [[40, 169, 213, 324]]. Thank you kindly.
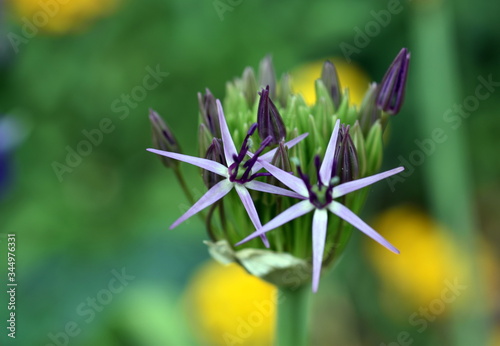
[[321, 60, 342, 109], [365, 120, 383, 174], [359, 83, 381, 136], [242, 67, 258, 107]]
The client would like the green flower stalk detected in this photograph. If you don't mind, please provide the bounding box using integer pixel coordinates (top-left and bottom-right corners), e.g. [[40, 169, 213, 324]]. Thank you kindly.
[[148, 51, 410, 290]]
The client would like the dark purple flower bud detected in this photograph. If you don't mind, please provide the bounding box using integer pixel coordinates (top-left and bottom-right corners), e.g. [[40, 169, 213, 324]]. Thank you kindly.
[[259, 55, 277, 100], [203, 138, 226, 188], [242, 67, 258, 107], [149, 109, 181, 169], [333, 125, 359, 184], [321, 60, 342, 109], [359, 83, 381, 136], [197, 88, 220, 138], [257, 86, 286, 145], [376, 48, 410, 115]]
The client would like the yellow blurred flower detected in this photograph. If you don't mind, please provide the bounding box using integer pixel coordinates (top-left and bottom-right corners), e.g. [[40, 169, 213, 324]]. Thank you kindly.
[[185, 261, 277, 346], [366, 205, 497, 317], [11, 0, 119, 34], [290, 58, 370, 107]]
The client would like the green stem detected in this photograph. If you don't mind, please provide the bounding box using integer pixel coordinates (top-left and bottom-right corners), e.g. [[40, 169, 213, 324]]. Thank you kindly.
[[276, 285, 311, 346], [173, 168, 195, 205]]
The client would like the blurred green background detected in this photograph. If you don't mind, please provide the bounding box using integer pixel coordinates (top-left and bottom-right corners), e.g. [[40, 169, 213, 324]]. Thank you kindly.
[[0, 0, 499, 345]]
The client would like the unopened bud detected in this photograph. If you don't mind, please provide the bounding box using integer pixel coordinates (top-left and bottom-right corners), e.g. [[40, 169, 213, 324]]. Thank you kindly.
[[149, 109, 181, 168], [197, 89, 221, 137], [257, 86, 287, 145], [364, 120, 383, 174], [333, 125, 359, 184], [321, 60, 342, 109], [242, 67, 258, 107], [376, 48, 410, 115], [359, 83, 381, 136]]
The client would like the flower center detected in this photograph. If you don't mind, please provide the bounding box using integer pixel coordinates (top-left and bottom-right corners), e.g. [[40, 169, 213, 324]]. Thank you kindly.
[[298, 156, 338, 209], [228, 123, 273, 184]]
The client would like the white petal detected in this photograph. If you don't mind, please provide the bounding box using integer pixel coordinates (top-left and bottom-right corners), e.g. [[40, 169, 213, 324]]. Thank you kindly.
[[216, 100, 238, 166], [312, 209, 329, 293], [319, 119, 340, 184], [328, 201, 399, 254]]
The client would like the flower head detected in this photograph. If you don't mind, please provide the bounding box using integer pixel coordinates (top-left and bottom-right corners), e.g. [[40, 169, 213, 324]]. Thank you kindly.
[[236, 119, 404, 292], [148, 100, 307, 247]]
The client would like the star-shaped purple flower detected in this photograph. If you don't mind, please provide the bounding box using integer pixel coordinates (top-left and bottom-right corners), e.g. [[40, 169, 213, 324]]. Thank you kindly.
[[148, 100, 307, 248], [236, 119, 404, 291]]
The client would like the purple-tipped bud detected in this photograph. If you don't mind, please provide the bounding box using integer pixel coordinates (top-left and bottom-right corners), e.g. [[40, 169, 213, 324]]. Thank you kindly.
[[197, 89, 221, 138], [259, 55, 277, 100], [203, 138, 227, 188], [149, 109, 181, 169], [242, 67, 258, 107], [376, 48, 410, 115], [257, 86, 286, 145], [359, 83, 381, 136], [333, 125, 359, 184], [321, 60, 342, 109]]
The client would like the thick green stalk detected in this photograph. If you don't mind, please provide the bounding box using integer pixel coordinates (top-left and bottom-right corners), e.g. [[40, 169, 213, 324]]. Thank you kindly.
[[276, 285, 311, 346]]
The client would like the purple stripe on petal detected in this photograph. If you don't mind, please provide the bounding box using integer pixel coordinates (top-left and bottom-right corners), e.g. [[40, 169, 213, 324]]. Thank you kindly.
[[312, 209, 328, 293], [147, 149, 228, 176], [328, 201, 399, 254], [258, 160, 309, 196], [170, 180, 233, 229], [234, 185, 270, 248], [245, 181, 307, 200], [216, 100, 238, 166], [319, 119, 340, 183], [332, 166, 404, 198], [235, 200, 314, 246]]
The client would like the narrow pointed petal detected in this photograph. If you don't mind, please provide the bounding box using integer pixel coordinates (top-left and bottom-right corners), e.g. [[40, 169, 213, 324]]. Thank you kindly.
[[216, 100, 238, 166], [332, 166, 404, 198], [170, 180, 233, 229], [258, 160, 309, 196], [245, 180, 306, 199], [235, 185, 270, 248], [235, 200, 314, 246], [256, 133, 309, 164], [146, 149, 227, 177], [319, 119, 341, 183], [147, 149, 227, 176], [328, 201, 399, 254], [312, 209, 328, 293]]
